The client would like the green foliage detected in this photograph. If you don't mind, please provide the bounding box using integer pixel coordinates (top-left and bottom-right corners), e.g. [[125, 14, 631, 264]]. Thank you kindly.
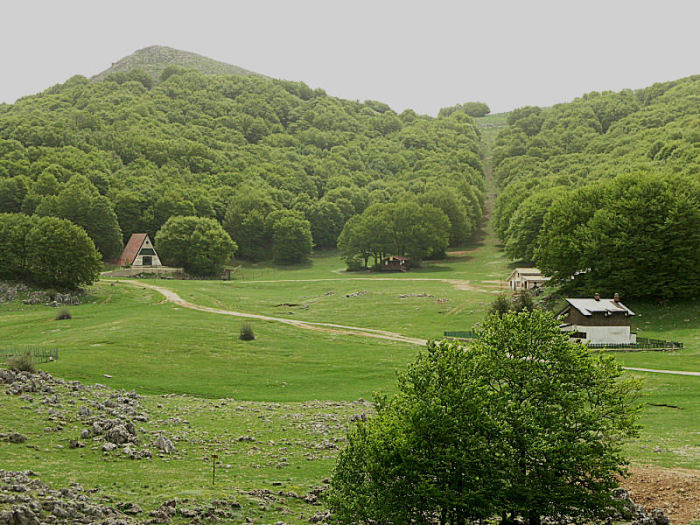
[[0, 213, 102, 289], [338, 201, 450, 268], [0, 64, 485, 262], [535, 172, 700, 298], [0, 212, 35, 281], [272, 214, 313, 264], [155, 216, 236, 277], [26, 216, 102, 289], [35, 175, 123, 260], [492, 75, 699, 297], [439, 101, 490, 118], [7, 352, 36, 373], [511, 289, 535, 312], [488, 293, 512, 318], [239, 323, 255, 341], [330, 311, 642, 525]]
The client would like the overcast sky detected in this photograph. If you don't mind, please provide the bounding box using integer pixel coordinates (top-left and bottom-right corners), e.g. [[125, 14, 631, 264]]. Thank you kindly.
[[2, 0, 698, 115]]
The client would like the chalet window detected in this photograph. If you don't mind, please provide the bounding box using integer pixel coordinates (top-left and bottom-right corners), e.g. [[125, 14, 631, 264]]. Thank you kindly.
[[139, 248, 156, 255]]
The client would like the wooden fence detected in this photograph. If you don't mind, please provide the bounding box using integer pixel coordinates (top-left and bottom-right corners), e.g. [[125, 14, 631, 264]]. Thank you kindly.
[[588, 337, 683, 351], [443, 331, 682, 352], [0, 346, 59, 364]]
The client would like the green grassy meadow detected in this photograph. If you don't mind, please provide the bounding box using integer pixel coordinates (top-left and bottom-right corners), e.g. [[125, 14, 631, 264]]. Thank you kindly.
[[1, 219, 698, 521]]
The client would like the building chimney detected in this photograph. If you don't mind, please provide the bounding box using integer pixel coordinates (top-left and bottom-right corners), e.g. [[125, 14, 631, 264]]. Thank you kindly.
[[594, 293, 600, 301], [613, 293, 620, 303]]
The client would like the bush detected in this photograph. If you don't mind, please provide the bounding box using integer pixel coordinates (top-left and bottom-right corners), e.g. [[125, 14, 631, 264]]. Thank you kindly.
[[329, 311, 642, 525], [7, 352, 36, 373], [55, 308, 72, 320], [239, 323, 255, 341], [488, 293, 512, 318], [512, 290, 535, 312]]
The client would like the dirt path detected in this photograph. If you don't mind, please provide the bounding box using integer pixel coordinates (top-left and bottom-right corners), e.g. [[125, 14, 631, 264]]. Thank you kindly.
[[622, 367, 700, 377], [118, 280, 427, 346], [624, 466, 700, 524], [117, 280, 698, 377]]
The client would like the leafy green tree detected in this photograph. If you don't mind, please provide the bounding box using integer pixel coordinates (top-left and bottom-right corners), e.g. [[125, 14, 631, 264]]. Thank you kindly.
[[155, 216, 236, 276], [111, 190, 154, 242], [223, 186, 278, 261], [150, 190, 196, 237], [271, 214, 313, 264], [330, 311, 641, 525], [0, 176, 31, 213], [307, 200, 343, 248], [488, 293, 512, 318], [26, 216, 102, 289], [0, 213, 35, 281], [461, 101, 490, 117], [36, 175, 123, 260], [536, 173, 700, 298], [476, 311, 641, 524], [504, 187, 562, 262]]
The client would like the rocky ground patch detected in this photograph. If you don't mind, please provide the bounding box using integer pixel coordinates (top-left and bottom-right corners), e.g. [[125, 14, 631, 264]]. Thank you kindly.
[[0, 369, 688, 524]]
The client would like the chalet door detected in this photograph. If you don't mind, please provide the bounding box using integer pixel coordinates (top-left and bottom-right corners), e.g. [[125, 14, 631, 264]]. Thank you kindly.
[[143, 256, 152, 266]]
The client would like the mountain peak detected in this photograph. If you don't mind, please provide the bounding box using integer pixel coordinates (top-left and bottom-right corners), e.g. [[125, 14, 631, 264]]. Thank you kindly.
[[92, 45, 261, 82]]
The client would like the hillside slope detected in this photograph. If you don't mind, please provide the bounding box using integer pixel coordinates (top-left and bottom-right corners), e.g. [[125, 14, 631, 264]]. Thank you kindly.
[[91, 45, 261, 82]]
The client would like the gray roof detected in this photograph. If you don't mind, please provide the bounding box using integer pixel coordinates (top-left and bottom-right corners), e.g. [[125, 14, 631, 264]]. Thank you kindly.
[[565, 298, 635, 316]]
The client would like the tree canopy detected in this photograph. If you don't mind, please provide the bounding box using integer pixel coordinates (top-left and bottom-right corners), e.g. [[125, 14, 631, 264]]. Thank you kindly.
[[329, 310, 641, 525], [0, 68, 485, 264], [491, 75, 699, 297], [0, 213, 101, 289], [155, 216, 236, 276]]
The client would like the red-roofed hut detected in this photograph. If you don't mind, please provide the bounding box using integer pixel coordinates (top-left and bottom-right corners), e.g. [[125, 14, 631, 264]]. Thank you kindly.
[[117, 234, 161, 267]]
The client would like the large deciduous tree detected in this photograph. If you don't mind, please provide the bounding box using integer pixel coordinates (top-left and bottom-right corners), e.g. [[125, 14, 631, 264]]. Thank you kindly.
[[271, 213, 313, 264], [155, 216, 236, 277], [330, 310, 641, 525], [35, 175, 123, 260], [536, 172, 700, 298], [26, 216, 102, 289]]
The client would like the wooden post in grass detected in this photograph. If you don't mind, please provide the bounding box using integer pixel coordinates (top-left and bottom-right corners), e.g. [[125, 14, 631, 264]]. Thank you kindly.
[[211, 454, 218, 485]]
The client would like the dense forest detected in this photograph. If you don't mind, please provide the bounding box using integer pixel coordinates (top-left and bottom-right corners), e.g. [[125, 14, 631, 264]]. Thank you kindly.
[[492, 75, 699, 298], [0, 66, 485, 271]]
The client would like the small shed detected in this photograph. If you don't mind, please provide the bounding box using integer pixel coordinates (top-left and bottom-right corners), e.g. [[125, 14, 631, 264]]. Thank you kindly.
[[382, 255, 408, 272], [558, 293, 636, 345], [506, 267, 550, 291], [117, 234, 162, 267]]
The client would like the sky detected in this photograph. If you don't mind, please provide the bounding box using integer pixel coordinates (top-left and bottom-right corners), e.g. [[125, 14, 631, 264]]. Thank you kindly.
[[2, 0, 698, 115]]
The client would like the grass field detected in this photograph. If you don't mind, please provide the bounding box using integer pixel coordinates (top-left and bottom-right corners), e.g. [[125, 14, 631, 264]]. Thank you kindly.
[[1, 189, 698, 522]]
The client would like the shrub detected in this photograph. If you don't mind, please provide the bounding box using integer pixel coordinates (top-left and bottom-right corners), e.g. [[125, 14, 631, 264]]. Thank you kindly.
[[512, 290, 535, 312], [55, 308, 72, 320], [7, 352, 36, 373], [239, 323, 255, 341], [488, 293, 512, 318]]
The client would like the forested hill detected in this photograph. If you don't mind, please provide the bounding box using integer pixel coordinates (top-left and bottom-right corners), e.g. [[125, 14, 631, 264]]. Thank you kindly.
[[92, 45, 261, 82], [0, 65, 485, 265], [493, 75, 699, 298]]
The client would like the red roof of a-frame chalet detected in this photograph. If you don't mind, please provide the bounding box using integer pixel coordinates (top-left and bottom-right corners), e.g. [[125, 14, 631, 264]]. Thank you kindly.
[[117, 233, 148, 266]]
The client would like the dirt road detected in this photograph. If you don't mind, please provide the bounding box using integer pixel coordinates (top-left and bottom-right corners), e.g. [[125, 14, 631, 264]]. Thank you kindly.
[[117, 280, 699, 377]]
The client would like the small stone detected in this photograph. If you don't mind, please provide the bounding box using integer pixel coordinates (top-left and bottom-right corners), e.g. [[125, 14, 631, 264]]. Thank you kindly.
[[5, 433, 28, 444]]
